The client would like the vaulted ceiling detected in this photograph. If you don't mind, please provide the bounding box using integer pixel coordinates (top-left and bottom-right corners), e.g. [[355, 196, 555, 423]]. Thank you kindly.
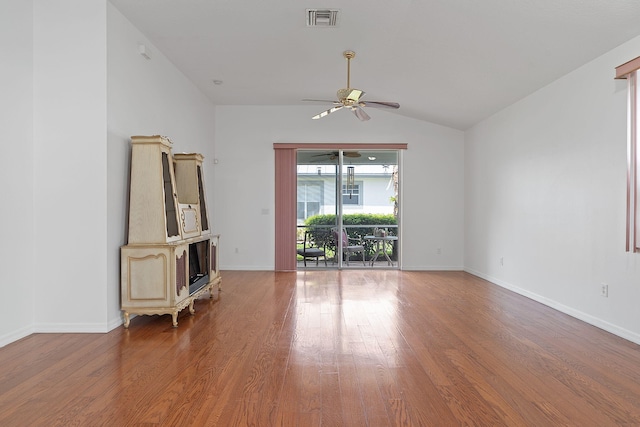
[[109, 0, 640, 130]]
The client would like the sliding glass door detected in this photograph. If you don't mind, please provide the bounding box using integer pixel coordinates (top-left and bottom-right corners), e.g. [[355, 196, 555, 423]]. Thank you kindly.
[[296, 149, 399, 269]]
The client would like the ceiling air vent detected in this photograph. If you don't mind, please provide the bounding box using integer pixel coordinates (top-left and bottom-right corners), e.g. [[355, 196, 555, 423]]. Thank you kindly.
[[306, 9, 339, 27]]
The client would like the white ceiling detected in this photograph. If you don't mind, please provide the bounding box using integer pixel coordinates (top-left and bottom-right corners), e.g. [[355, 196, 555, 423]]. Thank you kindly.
[[109, 0, 640, 130]]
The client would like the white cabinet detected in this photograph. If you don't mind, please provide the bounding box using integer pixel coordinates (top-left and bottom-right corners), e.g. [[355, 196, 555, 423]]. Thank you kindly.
[[121, 135, 221, 327]]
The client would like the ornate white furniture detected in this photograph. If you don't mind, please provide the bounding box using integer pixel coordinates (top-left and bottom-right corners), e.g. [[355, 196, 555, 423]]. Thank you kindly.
[[120, 135, 220, 327]]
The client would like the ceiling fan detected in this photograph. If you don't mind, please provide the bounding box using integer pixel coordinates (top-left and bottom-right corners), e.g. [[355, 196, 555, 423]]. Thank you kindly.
[[311, 151, 361, 161], [303, 51, 400, 121]]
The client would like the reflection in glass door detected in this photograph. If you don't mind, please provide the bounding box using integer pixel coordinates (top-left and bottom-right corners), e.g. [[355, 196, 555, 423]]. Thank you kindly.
[[297, 181, 322, 220], [297, 149, 399, 269]]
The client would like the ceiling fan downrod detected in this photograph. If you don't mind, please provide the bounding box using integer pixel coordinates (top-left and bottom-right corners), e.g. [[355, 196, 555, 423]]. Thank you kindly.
[[344, 50, 355, 89]]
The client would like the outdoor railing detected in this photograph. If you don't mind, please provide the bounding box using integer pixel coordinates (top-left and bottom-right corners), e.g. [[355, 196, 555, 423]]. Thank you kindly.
[[297, 224, 399, 263]]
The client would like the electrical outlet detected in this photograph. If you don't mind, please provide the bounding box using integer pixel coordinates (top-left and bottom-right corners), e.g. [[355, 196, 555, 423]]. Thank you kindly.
[[436, 247, 442, 255], [500, 257, 504, 266], [601, 283, 608, 297]]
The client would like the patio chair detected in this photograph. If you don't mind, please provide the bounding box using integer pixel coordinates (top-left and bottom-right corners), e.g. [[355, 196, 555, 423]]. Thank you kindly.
[[332, 228, 366, 266], [297, 230, 327, 267]]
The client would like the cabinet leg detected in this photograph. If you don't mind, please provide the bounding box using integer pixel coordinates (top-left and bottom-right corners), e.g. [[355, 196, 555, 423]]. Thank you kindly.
[[171, 312, 179, 327], [123, 312, 130, 328], [189, 299, 196, 315]]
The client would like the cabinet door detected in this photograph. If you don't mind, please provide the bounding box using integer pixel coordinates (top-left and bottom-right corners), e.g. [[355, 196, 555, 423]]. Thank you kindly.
[[121, 246, 172, 308], [121, 245, 190, 308], [173, 153, 210, 236]]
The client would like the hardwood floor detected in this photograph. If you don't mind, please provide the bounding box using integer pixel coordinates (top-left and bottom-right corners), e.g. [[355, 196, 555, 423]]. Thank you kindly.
[[1, 270, 640, 426]]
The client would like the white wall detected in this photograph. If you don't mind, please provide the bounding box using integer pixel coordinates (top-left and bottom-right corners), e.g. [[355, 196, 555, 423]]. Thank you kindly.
[[465, 35, 640, 343], [0, 2, 217, 346], [213, 106, 465, 270], [107, 4, 216, 326], [0, 0, 35, 346], [32, 0, 109, 331]]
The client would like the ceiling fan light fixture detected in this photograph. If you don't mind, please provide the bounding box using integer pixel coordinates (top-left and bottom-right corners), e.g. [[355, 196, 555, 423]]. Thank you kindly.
[[306, 9, 339, 27]]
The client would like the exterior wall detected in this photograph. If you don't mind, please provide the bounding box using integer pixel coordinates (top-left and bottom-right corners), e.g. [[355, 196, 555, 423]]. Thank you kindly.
[[297, 174, 395, 222]]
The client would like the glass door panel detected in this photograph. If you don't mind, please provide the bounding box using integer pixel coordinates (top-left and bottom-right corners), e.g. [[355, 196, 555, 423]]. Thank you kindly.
[[297, 151, 338, 268], [341, 150, 399, 268], [297, 149, 399, 269]]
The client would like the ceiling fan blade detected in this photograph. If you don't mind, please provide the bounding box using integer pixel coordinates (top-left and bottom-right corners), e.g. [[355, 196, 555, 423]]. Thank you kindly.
[[360, 101, 400, 109], [303, 99, 341, 104], [352, 106, 370, 121], [311, 156, 335, 162], [311, 151, 339, 157], [312, 105, 343, 120], [312, 151, 359, 159]]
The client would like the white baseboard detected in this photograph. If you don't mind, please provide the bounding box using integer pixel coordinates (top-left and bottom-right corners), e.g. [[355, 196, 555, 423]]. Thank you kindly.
[[465, 268, 640, 346], [0, 325, 34, 348], [224, 265, 466, 271], [33, 322, 111, 333], [220, 265, 273, 271], [107, 315, 124, 331], [401, 265, 464, 271]]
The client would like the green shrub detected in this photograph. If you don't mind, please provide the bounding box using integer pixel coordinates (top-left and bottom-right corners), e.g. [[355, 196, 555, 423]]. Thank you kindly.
[[302, 214, 398, 260]]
